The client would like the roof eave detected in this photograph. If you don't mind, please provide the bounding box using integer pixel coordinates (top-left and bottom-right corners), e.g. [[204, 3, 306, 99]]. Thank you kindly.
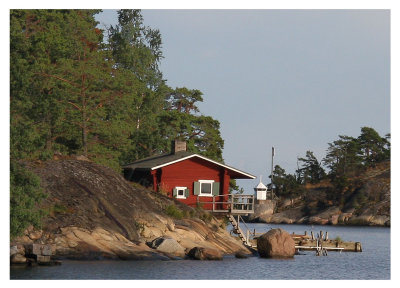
[[151, 154, 256, 179]]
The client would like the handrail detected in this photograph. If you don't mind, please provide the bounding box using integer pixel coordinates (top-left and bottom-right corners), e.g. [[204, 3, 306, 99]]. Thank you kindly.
[[196, 194, 254, 213], [238, 215, 251, 232]]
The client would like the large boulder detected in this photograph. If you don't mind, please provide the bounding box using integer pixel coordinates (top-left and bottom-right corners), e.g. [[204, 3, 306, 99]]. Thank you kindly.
[[148, 236, 186, 257], [257, 228, 295, 258], [187, 247, 223, 260]]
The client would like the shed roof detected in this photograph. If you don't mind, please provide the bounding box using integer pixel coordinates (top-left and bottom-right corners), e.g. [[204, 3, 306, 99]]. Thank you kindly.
[[123, 151, 256, 179], [255, 181, 268, 189]]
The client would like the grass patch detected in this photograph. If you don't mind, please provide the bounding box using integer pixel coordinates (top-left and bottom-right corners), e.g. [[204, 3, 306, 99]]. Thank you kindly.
[[47, 203, 71, 217], [199, 212, 213, 223], [165, 204, 184, 219]]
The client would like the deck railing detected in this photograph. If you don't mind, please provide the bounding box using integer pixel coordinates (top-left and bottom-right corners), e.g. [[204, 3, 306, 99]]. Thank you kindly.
[[196, 194, 254, 214]]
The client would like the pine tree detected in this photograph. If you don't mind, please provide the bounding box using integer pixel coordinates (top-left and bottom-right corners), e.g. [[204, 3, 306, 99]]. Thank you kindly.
[[297, 151, 326, 184], [10, 161, 47, 240]]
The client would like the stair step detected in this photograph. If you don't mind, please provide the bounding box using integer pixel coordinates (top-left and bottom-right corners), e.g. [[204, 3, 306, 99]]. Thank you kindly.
[[228, 214, 252, 247]]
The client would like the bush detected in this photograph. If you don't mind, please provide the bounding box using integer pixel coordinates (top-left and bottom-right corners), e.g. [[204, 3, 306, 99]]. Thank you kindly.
[[10, 161, 47, 240], [199, 212, 212, 223], [47, 203, 71, 217], [165, 204, 184, 219]]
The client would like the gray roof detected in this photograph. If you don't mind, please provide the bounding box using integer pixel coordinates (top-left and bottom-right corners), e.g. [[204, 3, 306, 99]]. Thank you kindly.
[[123, 151, 194, 170], [123, 151, 256, 179]]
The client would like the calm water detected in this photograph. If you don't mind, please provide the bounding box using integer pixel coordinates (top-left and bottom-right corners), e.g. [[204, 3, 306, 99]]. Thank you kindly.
[[10, 223, 390, 280]]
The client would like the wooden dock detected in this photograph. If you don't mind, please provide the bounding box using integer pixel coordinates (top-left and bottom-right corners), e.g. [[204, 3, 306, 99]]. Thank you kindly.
[[203, 195, 362, 255], [290, 231, 362, 253], [237, 229, 362, 254]]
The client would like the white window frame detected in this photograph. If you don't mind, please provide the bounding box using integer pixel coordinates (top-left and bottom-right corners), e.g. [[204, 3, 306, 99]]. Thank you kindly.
[[175, 186, 187, 199], [198, 180, 214, 197]]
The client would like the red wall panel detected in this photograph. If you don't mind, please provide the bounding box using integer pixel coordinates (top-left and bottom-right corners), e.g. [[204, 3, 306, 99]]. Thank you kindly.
[[157, 157, 228, 208]]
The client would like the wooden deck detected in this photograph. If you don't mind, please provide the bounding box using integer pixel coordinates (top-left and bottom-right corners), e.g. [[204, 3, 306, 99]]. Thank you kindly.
[[197, 194, 255, 214]]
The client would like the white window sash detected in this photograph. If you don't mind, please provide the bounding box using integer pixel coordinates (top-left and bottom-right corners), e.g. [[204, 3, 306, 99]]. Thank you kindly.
[[198, 180, 214, 197], [175, 186, 187, 199]]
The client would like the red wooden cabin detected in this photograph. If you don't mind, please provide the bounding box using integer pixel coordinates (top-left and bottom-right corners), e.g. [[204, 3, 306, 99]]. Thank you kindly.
[[123, 141, 256, 210]]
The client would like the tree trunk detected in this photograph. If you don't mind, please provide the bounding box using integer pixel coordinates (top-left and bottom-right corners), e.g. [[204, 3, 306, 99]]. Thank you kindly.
[[82, 109, 88, 157]]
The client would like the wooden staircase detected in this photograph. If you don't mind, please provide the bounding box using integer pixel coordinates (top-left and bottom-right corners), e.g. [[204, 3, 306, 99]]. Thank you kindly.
[[227, 214, 257, 250]]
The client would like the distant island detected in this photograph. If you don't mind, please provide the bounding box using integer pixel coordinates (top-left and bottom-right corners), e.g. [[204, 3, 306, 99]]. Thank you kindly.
[[248, 160, 390, 227], [248, 126, 390, 227]]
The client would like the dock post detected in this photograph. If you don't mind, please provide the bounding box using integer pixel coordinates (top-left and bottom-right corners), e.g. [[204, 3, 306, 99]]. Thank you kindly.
[[246, 230, 250, 245], [316, 239, 320, 256], [320, 231, 323, 240], [325, 231, 329, 241], [305, 231, 307, 236], [311, 231, 314, 240]]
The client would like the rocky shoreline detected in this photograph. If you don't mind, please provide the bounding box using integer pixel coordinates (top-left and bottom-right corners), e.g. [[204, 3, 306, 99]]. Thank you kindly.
[[11, 159, 251, 264], [248, 161, 390, 227], [11, 218, 251, 264], [247, 200, 390, 227]]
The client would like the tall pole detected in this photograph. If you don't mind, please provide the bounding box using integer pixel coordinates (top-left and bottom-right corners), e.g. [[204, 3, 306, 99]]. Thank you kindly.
[[270, 147, 274, 199]]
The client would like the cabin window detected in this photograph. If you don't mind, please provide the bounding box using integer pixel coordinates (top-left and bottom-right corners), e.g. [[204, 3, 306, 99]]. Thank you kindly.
[[173, 187, 189, 199], [194, 180, 220, 197], [201, 181, 212, 195]]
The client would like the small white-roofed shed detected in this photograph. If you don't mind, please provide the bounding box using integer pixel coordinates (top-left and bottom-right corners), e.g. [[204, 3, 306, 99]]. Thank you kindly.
[[254, 179, 268, 200]]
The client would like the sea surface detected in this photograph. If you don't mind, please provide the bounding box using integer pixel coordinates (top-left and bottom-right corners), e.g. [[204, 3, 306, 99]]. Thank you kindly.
[[10, 223, 390, 280]]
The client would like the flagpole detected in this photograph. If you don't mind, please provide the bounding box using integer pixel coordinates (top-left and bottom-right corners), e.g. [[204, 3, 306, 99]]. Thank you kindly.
[[271, 147, 274, 199]]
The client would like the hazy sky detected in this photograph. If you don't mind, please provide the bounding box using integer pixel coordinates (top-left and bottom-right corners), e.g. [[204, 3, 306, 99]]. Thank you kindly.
[[96, 9, 390, 193]]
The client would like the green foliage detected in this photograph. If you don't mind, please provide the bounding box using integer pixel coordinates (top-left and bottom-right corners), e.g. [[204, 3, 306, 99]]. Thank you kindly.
[[229, 179, 244, 194], [297, 151, 326, 184], [158, 87, 224, 162], [200, 213, 212, 223], [10, 161, 47, 240], [165, 204, 184, 219], [221, 216, 230, 228], [273, 127, 389, 207], [46, 203, 72, 217], [323, 135, 363, 178], [10, 9, 224, 173], [335, 236, 342, 242], [347, 189, 368, 210], [358, 127, 390, 165], [271, 165, 304, 199], [323, 127, 390, 179]]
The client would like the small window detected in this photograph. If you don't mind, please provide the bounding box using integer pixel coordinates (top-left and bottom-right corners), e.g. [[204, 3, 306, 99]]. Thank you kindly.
[[199, 180, 214, 196], [174, 187, 188, 199]]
